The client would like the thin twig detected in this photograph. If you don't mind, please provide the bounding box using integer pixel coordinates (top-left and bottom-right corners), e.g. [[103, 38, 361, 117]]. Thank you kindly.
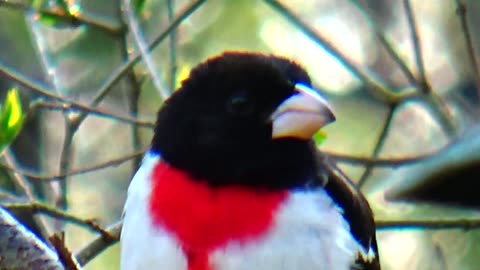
[[56, 120, 74, 212], [75, 221, 122, 266], [120, 0, 149, 173], [326, 150, 435, 167], [421, 94, 457, 137], [357, 105, 397, 187], [376, 218, 480, 230], [455, 0, 480, 100], [69, 0, 206, 130], [2, 202, 115, 238], [49, 233, 81, 270], [90, 0, 205, 105], [122, 0, 170, 100], [0, 189, 26, 203], [167, 0, 178, 92], [2, 150, 52, 240], [0, 149, 146, 181], [0, 63, 153, 129], [0, 0, 123, 34], [348, 0, 418, 87], [26, 11, 63, 96], [264, 0, 403, 105], [126, 67, 143, 175], [29, 100, 155, 128], [3, 151, 37, 202], [403, 0, 429, 93], [433, 242, 448, 270]]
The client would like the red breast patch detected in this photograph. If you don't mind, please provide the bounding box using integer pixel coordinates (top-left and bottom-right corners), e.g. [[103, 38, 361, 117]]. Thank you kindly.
[[148, 161, 287, 270]]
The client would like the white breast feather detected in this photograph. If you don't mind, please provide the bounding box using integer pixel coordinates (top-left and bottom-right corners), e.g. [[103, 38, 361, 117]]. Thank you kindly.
[[211, 190, 359, 270], [121, 152, 368, 270]]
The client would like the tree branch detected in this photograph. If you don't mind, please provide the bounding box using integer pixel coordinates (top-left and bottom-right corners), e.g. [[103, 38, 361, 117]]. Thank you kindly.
[[122, 0, 170, 100], [403, 0, 429, 93], [0, 149, 146, 181], [358, 104, 397, 187], [1, 202, 115, 239], [29, 100, 155, 128], [455, 0, 480, 100], [75, 221, 122, 266], [263, 0, 408, 105], [377, 218, 480, 230], [0, 0, 123, 34]]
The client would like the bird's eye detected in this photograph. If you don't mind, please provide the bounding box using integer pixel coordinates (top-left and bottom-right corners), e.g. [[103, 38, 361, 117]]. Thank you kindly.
[[227, 92, 254, 116]]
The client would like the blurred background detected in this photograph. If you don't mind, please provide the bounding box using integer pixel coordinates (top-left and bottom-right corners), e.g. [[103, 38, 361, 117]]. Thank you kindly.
[[1, 0, 480, 269]]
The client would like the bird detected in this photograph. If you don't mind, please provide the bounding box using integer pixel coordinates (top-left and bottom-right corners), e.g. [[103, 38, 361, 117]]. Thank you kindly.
[[120, 52, 380, 270]]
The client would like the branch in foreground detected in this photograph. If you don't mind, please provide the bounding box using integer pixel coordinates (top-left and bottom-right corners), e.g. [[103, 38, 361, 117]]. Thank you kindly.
[[49, 233, 81, 270], [72, 215, 480, 267], [75, 221, 122, 266], [0, 207, 64, 270]]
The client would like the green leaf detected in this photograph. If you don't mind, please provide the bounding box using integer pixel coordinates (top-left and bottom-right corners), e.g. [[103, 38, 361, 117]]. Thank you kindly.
[[0, 88, 24, 153], [313, 130, 328, 146], [134, 0, 146, 15], [32, 0, 82, 28]]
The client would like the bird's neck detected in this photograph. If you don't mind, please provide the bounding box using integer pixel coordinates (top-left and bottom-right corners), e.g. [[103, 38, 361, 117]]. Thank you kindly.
[[152, 139, 319, 189]]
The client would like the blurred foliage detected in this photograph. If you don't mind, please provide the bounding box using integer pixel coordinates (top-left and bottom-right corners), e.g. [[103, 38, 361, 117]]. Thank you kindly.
[[0, 88, 24, 153], [1, 0, 480, 269]]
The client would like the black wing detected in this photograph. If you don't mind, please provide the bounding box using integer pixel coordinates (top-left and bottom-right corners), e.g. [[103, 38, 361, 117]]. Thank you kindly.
[[317, 153, 381, 270]]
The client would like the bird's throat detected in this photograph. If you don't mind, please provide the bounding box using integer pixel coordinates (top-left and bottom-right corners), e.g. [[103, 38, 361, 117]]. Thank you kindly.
[[148, 161, 288, 270]]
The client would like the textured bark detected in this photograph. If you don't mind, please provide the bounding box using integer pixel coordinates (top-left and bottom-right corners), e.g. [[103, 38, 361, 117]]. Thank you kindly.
[[0, 208, 64, 270]]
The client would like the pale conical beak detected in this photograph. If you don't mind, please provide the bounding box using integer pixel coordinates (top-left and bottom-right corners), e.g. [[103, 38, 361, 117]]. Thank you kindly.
[[271, 83, 335, 140]]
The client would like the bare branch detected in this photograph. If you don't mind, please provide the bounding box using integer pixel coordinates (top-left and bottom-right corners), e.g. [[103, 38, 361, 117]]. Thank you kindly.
[[56, 120, 74, 212], [0, 149, 146, 181], [49, 233, 81, 270], [167, 0, 178, 92], [29, 100, 155, 128], [348, 0, 418, 87], [75, 221, 122, 266], [122, 0, 170, 100], [67, 0, 206, 134], [263, 0, 406, 105], [2, 202, 114, 238], [358, 105, 397, 187], [0, 0, 123, 33], [326, 150, 434, 167], [2, 150, 52, 239], [403, 0, 429, 93], [377, 218, 480, 230], [89, 0, 207, 107], [455, 0, 480, 99]]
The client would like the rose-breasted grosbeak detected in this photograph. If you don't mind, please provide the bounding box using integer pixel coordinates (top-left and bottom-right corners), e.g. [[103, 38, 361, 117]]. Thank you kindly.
[[120, 52, 380, 270]]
